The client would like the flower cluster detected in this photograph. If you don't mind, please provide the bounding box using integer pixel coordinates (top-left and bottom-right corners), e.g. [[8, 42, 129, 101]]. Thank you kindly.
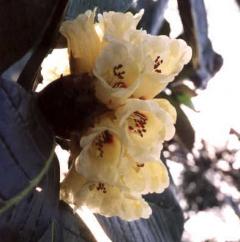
[[43, 10, 191, 220]]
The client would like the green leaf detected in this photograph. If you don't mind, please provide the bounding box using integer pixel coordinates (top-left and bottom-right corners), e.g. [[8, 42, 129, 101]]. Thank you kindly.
[[175, 93, 196, 111], [171, 84, 197, 111]]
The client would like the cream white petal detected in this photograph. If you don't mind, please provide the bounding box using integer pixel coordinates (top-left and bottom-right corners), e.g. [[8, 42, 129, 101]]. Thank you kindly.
[[79, 183, 152, 221], [120, 160, 169, 194], [98, 10, 144, 41], [114, 99, 175, 161], [60, 167, 152, 221], [37, 49, 70, 91], [60, 10, 102, 75], [93, 41, 144, 107], [153, 98, 177, 123], [76, 128, 127, 184], [132, 35, 192, 99]]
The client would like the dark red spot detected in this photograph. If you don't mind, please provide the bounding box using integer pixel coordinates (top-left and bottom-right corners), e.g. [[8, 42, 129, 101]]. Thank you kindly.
[[113, 64, 125, 79], [112, 81, 127, 88]]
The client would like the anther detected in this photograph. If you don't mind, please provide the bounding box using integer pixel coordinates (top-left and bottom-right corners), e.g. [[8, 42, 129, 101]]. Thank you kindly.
[[113, 64, 125, 79], [154, 56, 163, 73]]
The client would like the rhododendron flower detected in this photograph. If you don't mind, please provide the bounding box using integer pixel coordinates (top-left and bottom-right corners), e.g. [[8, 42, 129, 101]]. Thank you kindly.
[[75, 127, 127, 185], [61, 166, 152, 221], [93, 31, 191, 107], [121, 160, 169, 194], [59, 9, 191, 104], [60, 10, 102, 74], [154, 98, 177, 122], [132, 35, 192, 99], [75, 125, 169, 193], [115, 99, 176, 161], [93, 41, 144, 107], [37, 49, 70, 91], [54, 9, 193, 221], [97, 10, 144, 41]]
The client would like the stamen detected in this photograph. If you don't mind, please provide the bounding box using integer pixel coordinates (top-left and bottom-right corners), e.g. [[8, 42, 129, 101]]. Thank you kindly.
[[112, 81, 127, 88], [154, 55, 163, 74], [128, 111, 148, 137], [96, 183, 107, 193], [113, 64, 125, 79], [94, 130, 113, 158]]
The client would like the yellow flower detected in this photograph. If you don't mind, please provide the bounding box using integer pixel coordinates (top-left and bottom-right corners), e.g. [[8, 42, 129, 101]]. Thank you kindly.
[[120, 160, 169, 194], [115, 99, 176, 161], [93, 32, 191, 105], [61, 167, 152, 221], [75, 127, 127, 185], [75, 113, 170, 194], [93, 41, 144, 107], [60, 10, 191, 101], [97, 10, 144, 41], [56, 9, 192, 222], [37, 49, 70, 91], [60, 10, 102, 75], [154, 98, 177, 123], [132, 35, 192, 99]]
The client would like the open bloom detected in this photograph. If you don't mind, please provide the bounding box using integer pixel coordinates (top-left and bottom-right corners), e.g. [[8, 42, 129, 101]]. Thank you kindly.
[[120, 159, 169, 194], [61, 166, 152, 221], [75, 127, 127, 185], [97, 10, 144, 41], [60, 9, 191, 103], [37, 49, 70, 91], [75, 124, 169, 194], [93, 33, 191, 107], [93, 40, 144, 107], [132, 35, 192, 99], [114, 99, 176, 161]]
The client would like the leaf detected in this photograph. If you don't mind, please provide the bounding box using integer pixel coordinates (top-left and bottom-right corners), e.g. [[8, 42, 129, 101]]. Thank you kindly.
[[171, 84, 197, 111], [0, 145, 55, 215], [175, 93, 196, 111], [174, 102, 195, 151], [132, 0, 169, 35], [39, 202, 97, 242], [0, 78, 96, 242], [0, 77, 59, 241], [177, 0, 223, 88], [2, 52, 32, 83], [0, 0, 68, 76], [96, 187, 183, 242], [171, 84, 197, 98], [66, 0, 134, 20]]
